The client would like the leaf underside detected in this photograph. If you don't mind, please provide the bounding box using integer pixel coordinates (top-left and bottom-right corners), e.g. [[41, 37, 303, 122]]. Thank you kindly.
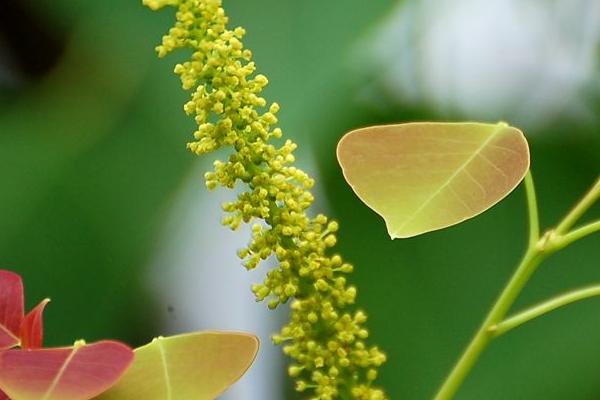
[[20, 298, 50, 350], [337, 122, 530, 238], [0, 270, 24, 350], [95, 331, 259, 400], [0, 341, 134, 400]]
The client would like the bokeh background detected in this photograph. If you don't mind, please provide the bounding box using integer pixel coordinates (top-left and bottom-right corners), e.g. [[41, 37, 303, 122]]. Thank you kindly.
[[1, 0, 599, 399]]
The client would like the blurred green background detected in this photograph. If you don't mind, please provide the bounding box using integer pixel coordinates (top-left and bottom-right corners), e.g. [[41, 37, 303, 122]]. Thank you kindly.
[[0, 0, 599, 399]]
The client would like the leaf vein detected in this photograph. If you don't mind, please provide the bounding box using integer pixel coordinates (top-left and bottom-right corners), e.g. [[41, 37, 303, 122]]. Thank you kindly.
[[395, 125, 508, 234], [41, 346, 80, 400], [158, 339, 173, 400]]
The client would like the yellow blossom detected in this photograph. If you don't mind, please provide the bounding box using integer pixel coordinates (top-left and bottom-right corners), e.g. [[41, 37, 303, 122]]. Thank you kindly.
[[144, 0, 387, 398]]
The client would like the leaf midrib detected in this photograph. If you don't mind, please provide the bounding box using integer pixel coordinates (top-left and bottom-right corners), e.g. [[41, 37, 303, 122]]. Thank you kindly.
[[157, 339, 173, 400], [395, 124, 508, 235], [41, 346, 80, 400]]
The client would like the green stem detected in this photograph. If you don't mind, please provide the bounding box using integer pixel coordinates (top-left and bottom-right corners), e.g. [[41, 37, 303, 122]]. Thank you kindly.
[[490, 284, 600, 336], [433, 249, 546, 400], [434, 173, 600, 400], [524, 171, 540, 247], [552, 220, 600, 250], [555, 175, 600, 235]]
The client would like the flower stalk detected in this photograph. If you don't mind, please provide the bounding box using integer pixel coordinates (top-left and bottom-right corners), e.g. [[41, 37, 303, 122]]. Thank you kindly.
[[144, 0, 387, 398]]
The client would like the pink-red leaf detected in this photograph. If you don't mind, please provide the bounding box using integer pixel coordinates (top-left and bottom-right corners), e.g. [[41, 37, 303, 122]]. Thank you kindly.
[[20, 298, 50, 350], [0, 340, 134, 400], [0, 389, 9, 400], [0, 270, 24, 350]]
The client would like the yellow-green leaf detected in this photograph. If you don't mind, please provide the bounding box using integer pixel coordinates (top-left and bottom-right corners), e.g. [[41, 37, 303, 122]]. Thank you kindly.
[[95, 331, 259, 400], [337, 122, 530, 238]]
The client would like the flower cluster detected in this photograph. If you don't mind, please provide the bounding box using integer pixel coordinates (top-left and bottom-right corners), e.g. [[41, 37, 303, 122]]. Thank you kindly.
[[144, 0, 387, 398]]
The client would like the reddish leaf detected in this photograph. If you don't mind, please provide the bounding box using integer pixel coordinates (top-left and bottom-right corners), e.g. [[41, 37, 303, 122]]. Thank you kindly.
[[0, 389, 9, 400], [20, 298, 50, 350], [0, 270, 24, 350], [0, 340, 134, 400]]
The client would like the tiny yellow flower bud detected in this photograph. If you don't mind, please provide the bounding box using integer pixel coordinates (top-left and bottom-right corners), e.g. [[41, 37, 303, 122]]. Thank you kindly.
[[315, 279, 329, 292], [284, 284, 297, 297], [324, 234, 337, 247], [288, 365, 303, 377], [367, 369, 378, 381], [295, 380, 307, 392]]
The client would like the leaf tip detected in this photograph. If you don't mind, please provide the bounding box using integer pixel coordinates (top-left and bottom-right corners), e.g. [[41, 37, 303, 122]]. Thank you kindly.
[[386, 225, 401, 240], [20, 297, 51, 349]]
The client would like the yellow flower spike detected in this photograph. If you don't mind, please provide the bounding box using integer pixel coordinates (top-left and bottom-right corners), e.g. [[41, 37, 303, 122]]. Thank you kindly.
[[145, 0, 387, 398]]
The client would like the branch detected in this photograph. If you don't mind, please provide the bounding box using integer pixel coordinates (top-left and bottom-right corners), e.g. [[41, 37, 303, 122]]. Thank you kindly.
[[553, 220, 600, 250], [524, 171, 540, 248], [555, 176, 600, 235], [490, 284, 600, 336]]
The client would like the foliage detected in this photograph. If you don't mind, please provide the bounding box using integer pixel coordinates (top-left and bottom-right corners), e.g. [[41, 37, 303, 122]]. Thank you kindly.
[[0, 270, 134, 400], [0, 270, 259, 400], [338, 122, 600, 399], [0, 341, 133, 400], [337, 122, 529, 238], [97, 332, 259, 400]]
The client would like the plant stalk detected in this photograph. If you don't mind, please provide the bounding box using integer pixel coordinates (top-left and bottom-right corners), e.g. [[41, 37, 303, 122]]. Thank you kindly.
[[433, 249, 545, 400], [555, 175, 600, 235], [490, 284, 600, 337], [553, 220, 600, 250], [524, 171, 540, 247], [433, 174, 600, 399]]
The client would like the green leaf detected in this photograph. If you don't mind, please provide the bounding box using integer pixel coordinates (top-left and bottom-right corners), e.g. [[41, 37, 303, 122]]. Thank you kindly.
[[337, 122, 530, 238], [95, 331, 259, 400]]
